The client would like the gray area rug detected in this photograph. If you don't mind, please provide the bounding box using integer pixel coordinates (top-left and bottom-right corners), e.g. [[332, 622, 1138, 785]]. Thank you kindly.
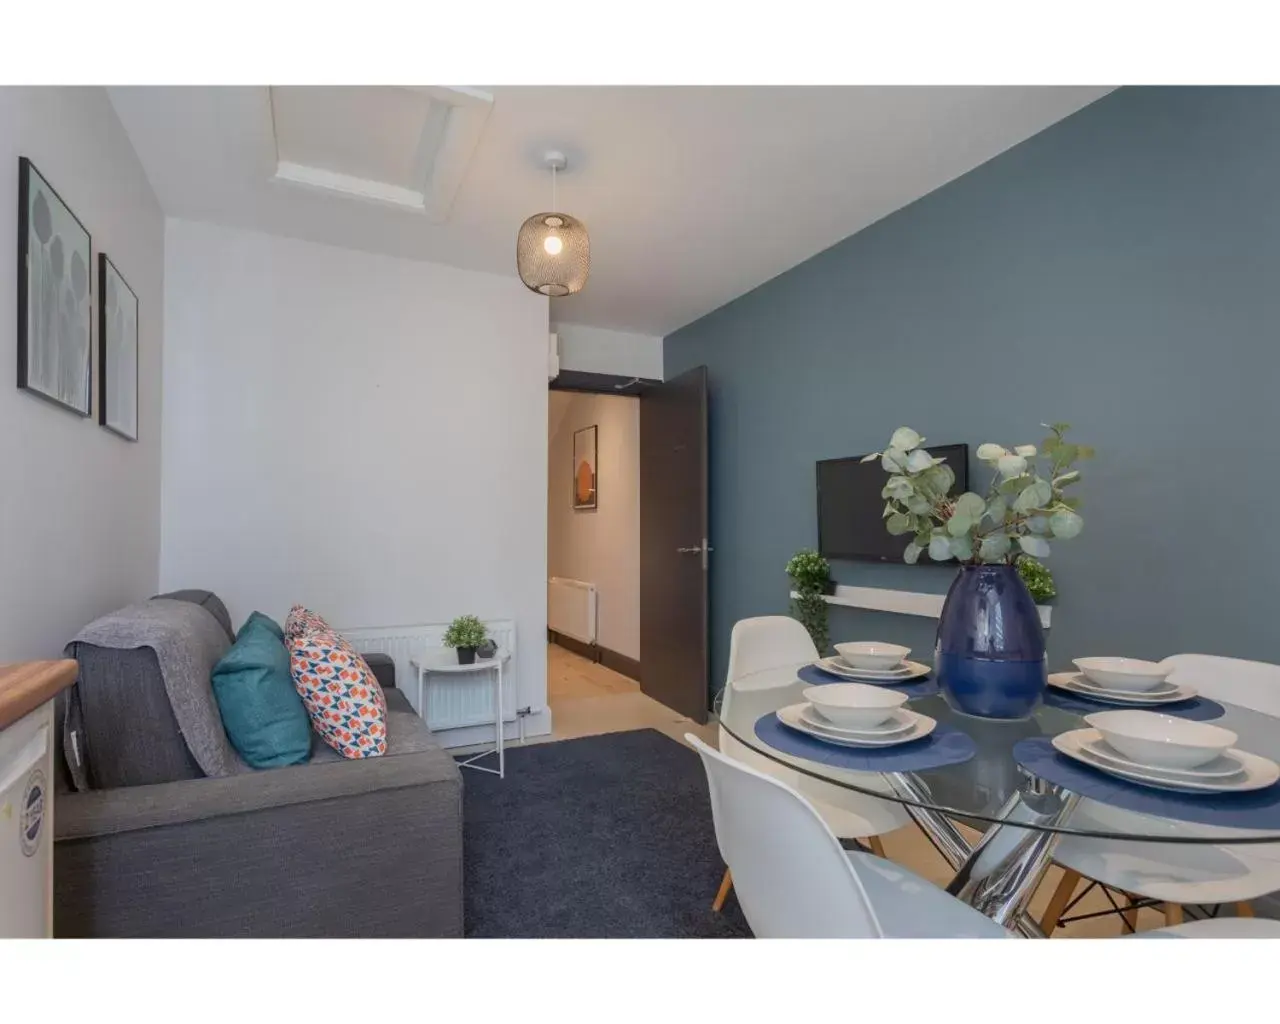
[[460, 728, 751, 938]]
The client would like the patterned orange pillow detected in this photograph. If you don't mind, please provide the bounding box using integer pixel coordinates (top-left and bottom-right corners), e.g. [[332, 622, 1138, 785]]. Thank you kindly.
[[285, 604, 331, 642], [289, 628, 387, 759]]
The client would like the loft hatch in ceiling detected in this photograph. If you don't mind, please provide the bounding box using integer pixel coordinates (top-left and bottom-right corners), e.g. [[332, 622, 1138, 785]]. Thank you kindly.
[[268, 85, 492, 221]]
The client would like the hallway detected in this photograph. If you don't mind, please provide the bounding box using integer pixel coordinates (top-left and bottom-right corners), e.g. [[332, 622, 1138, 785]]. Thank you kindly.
[[546, 643, 716, 747]]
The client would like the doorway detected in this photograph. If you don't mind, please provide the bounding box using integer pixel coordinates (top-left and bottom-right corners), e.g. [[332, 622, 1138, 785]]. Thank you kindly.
[[545, 366, 711, 739]]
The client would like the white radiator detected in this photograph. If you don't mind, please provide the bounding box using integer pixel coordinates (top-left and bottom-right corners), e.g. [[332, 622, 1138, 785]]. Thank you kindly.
[[340, 619, 518, 731], [548, 577, 597, 644]]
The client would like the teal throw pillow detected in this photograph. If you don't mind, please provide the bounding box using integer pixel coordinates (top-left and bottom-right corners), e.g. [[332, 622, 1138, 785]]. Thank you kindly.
[[238, 610, 284, 642], [213, 616, 311, 768]]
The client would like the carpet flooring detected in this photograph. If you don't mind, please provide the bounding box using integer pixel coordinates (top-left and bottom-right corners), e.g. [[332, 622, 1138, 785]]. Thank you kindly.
[[460, 728, 752, 938]]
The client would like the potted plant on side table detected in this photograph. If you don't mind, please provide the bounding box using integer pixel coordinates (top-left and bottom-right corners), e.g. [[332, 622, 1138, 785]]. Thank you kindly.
[[443, 614, 488, 665]]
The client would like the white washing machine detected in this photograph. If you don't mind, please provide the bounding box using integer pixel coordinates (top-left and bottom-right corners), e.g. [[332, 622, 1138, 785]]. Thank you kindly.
[[0, 700, 54, 938]]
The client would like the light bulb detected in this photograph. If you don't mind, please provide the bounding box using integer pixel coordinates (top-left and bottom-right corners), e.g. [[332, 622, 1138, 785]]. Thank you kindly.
[[543, 234, 563, 256]]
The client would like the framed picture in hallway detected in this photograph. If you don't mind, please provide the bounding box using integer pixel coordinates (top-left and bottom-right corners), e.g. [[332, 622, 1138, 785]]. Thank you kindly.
[[17, 157, 93, 416], [573, 424, 598, 510]]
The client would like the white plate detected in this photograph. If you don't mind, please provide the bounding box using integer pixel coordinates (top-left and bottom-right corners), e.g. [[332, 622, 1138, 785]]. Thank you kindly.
[[777, 703, 936, 748], [816, 657, 931, 683], [800, 703, 916, 738], [1077, 732, 1244, 781], [1052, 729, 1280, 793], [1047, 673, 1196, 706], [1073, 674, 1180, 699], [837, 657, 912, 676]]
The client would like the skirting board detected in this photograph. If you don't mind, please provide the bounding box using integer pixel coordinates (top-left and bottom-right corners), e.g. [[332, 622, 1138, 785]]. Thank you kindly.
[[547, 631, 641, 682], [792, 584, 1052, 629]]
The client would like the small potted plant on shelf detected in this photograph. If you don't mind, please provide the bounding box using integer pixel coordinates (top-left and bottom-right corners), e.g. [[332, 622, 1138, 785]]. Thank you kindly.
[[786, 548, 833, 653], [1017, 557, 1057, 604], [443, 614, 488, 665]]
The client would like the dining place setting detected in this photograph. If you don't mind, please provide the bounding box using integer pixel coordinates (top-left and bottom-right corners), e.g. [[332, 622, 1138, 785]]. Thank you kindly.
[[784, 641, 935, 748]]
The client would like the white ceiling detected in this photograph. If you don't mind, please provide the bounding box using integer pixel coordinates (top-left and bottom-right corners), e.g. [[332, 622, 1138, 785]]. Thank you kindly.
[[108, 85, 1112, 336]]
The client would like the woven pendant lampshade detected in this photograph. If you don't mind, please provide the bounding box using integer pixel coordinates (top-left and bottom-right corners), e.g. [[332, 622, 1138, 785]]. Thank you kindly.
[[517, 152, 590, 297]]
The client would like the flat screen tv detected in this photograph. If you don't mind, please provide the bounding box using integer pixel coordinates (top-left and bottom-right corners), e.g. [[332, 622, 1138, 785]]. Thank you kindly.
[[817, 444, 969, 564]]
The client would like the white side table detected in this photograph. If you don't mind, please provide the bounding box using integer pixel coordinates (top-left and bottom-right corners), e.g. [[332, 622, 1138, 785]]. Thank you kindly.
[[410, 648, 511, 778]]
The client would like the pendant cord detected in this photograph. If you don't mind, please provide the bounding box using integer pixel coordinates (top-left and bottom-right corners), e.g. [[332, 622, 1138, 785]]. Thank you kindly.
[[551, 164, 557, 213]]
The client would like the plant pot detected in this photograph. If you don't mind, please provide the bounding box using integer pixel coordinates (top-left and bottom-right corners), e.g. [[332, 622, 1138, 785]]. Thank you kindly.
[[821, 579, 837, 596], [935, 564, 1046, 720], [456, 646, 477, 665]]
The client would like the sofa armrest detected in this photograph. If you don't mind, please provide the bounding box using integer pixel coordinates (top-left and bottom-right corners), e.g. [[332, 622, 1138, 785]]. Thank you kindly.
[[362, 651, 396, 689], [54, 747, 462, 937]]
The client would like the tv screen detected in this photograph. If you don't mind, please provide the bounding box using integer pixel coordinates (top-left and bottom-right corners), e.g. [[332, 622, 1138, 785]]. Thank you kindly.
[[817, 444, 969, 564]]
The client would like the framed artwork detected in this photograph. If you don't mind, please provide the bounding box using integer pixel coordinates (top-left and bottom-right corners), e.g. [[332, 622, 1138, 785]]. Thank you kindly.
[[17, 157, 92, 416], [573, 424, 598, 510], [98, 253, 139, 440]]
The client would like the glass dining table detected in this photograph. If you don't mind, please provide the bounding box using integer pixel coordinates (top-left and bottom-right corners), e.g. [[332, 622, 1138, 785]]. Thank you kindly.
[[720, 663, 1280, 936]]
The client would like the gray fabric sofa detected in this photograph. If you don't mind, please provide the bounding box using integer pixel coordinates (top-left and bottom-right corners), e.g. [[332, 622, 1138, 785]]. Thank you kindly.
[[53, 591, 464, 938]]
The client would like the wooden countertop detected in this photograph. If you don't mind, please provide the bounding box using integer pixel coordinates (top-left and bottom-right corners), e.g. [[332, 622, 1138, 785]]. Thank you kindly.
[[0, 659, 77, 731]]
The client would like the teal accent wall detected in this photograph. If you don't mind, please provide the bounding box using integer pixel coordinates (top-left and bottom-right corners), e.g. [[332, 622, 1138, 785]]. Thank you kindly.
[[664, 87, 1280, 695]]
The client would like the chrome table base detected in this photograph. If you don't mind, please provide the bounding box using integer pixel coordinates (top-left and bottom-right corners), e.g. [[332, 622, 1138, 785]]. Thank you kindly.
[[890, 770, 1080, 935]]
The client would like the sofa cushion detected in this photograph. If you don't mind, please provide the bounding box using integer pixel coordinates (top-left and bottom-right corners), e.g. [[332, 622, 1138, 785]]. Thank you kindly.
[[289, 630, 387, 759], [239, 610, 284, 643], [284, 605, 331, 642], [213, 615, 312, 769], [308, 687, 437, 762]]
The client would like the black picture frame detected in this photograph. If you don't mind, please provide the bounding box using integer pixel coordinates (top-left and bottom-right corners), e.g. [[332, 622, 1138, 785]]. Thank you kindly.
[[98, 252, 139, 441], [17, 157, 93, 416]]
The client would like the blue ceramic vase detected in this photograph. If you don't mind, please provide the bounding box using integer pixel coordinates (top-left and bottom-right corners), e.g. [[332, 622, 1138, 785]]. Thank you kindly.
[[935, 564, 1046, 720]]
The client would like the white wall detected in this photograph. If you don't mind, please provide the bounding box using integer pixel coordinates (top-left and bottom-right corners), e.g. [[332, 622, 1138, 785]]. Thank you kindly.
[[0, 87, 164, 660], [552, 322, 663, 379], [161, 219, 550, 733], [548, 391, 641, 660]]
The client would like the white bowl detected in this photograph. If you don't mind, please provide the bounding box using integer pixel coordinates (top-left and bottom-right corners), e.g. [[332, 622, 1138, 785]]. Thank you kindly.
[[1073, 657, 1172, 693], [834, 642, 911, 672], [1084, 710, 1237, 770], [803, 684, 908, 729]]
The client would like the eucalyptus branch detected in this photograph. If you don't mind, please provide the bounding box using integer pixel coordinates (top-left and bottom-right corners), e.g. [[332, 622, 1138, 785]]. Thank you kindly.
[[867, 424, 1090, 567]]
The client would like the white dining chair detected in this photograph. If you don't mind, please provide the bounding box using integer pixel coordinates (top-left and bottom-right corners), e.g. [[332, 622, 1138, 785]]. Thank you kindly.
[[688, 733, 1280, 939], [712, 616, 910, 912], [1040, 654, 1280, 935]]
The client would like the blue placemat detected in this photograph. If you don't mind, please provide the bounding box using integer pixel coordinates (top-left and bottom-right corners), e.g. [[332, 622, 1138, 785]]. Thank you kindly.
[[1042, 685, 1225, 721], [755, 710, 975, 773], [1014, 736, 1280, 830], [798, 663, 940, 700]]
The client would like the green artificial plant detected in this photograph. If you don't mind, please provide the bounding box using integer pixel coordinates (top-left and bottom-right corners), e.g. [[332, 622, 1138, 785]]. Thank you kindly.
[[443, 614, 488, 649], [864, 423, 1093, 566], [786, 548, 831, 654]]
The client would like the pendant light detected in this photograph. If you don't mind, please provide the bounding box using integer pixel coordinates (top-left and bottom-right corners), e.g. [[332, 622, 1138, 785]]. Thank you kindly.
[[516, 150, 590, 297]]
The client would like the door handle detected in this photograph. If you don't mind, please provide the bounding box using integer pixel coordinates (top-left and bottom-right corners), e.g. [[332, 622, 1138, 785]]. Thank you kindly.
[[677, 540, 714, 569]]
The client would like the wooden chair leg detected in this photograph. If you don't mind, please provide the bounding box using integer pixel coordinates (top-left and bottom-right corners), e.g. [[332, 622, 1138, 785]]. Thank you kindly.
[[1237, 901, 1255, 918], [1037, 868, 1081, 937], [1165, 902, 1184, 925], [867, 835, 885, 857], [712, 868, 733, 912]]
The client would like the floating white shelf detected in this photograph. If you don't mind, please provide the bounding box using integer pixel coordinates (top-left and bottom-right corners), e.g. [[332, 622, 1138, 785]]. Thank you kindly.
[[792, 584, 1052, 629]]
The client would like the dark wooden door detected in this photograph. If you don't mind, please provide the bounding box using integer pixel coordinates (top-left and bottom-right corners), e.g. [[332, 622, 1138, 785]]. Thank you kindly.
[[640, 365, 709, 723]]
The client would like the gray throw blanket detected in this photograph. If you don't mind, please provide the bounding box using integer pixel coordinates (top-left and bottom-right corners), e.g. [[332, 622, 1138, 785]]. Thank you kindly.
[[67, 598, 248, 778]]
